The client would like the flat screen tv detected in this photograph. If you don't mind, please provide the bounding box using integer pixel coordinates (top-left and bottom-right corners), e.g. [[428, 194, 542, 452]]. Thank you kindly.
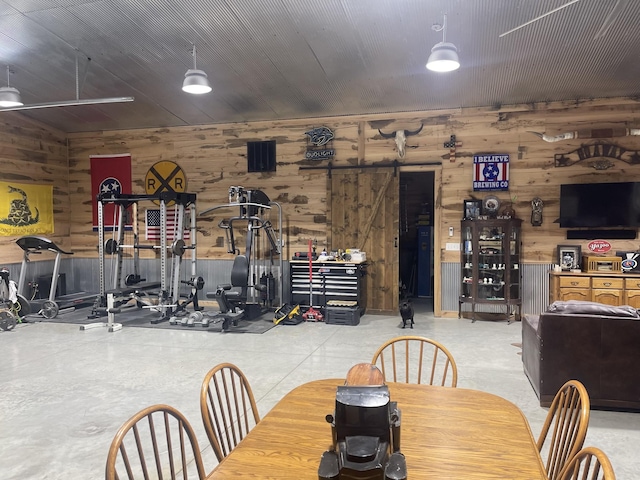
[[559, 182, 640, 228]]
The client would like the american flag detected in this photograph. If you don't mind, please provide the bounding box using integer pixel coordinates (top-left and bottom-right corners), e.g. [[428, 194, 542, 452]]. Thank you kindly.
[[145, 209, 191, 241]]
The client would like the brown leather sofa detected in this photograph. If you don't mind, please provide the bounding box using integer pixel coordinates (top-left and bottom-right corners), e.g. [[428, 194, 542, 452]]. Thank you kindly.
[[522, 300, 640, 410]]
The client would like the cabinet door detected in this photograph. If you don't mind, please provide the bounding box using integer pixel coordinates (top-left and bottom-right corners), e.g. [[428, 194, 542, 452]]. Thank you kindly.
[[460, 222, 474, 299], [508, 222, 521, 301], [559, 288, 590, 302], [624, 289, 640, 308], [592, 289, 623, 305], [476, 224, 506, 301]]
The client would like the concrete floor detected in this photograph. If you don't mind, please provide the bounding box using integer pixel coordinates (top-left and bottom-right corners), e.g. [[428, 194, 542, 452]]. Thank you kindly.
[[1, 301, 638, 480]]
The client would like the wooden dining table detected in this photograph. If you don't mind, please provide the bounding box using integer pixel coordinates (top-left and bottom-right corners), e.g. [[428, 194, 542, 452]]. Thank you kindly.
[[205, 379, 548, 479]]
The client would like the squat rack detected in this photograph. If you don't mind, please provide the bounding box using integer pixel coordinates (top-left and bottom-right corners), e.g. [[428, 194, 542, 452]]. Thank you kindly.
[[86, 191, 199, 331]]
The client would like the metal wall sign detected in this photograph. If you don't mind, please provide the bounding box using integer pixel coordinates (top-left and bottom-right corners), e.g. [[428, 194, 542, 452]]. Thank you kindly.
[[305, 126, 335, 160], [473, 154, 510, 191], [145, 160, 187, 205], [554, 141, 640, 168]]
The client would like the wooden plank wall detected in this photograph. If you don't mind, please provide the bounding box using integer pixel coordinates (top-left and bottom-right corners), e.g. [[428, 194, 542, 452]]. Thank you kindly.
[[0, 113, 69, 263], [3, 97, 640, 312]]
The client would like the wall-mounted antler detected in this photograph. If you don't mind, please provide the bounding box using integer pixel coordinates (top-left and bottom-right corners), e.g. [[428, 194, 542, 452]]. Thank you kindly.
[[378, 124, 424, 158]]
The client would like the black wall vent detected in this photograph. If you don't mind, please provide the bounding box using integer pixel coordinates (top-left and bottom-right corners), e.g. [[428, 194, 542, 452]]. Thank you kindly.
[[247, 140, 276, 172]]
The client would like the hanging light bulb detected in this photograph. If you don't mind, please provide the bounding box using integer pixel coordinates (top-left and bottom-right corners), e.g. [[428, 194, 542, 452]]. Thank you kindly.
[[0, 65, 24, 108], [426, 14, 460, 73], [182, 45, 212, 94]]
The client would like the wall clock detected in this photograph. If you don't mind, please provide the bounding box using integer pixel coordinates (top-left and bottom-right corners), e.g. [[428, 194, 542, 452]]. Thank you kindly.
[[483, 195, 500, 216]]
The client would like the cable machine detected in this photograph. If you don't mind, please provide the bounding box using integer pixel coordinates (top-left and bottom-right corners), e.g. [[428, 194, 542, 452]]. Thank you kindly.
[[199, 186, 283, 330], [84, 191, 202, 331]]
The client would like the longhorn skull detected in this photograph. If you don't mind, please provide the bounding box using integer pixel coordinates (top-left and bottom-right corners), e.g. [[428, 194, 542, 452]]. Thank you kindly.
[[378, 124, 424, 158], [529, 128, 640, 142]]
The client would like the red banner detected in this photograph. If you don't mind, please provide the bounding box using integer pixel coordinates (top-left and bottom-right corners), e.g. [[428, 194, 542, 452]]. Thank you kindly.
[[90, 154, 132, 230]]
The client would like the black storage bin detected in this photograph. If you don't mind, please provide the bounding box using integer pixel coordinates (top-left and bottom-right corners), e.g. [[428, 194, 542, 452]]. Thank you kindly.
[[325, 306, 360, 325]]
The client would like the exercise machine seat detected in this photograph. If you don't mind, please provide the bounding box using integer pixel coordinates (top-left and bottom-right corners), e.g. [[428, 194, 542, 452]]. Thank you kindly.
[[214, 255, 250, 313]]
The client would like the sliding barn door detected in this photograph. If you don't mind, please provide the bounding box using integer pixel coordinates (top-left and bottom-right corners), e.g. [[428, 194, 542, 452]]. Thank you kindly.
[[329, 170, 399, 313]]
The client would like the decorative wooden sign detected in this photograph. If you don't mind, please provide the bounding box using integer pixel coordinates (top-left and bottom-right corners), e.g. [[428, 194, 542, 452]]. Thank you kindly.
[[554, 142, 640, 168], [444, 135, 462, 162]]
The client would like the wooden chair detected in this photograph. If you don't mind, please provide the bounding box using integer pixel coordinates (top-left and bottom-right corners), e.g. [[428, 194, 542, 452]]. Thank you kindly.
[[537, 379, 591, 480], [558, 447, 616, 480], [371, 336, 458, 386], [200, 363, 260, 462], [105, 404, 206, 480], [344, 362, 385, 385]]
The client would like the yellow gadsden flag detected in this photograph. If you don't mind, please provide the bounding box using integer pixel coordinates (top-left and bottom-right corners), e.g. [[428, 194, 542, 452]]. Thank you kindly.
[[0, 181, 54, 236]]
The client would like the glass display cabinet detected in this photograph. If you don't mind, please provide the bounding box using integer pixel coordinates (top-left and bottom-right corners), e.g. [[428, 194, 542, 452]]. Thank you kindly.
[[459, 218, 522, 322]]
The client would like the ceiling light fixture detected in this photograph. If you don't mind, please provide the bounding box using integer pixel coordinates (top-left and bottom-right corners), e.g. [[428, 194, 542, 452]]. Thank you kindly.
[[0, 66, 23, 108], [182, 44, 212, 94], [426, 14, 460, 73], [0, 55, 133, 112]]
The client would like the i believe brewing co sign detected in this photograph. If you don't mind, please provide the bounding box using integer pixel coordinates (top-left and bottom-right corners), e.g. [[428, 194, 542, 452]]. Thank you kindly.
[[473, 154, 510, 192]]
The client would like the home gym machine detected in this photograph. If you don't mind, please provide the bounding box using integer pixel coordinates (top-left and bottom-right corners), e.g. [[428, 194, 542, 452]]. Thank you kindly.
[[198, 186, 283, 331], [15, 236, 98, 319], [84, 191, 203, 332]]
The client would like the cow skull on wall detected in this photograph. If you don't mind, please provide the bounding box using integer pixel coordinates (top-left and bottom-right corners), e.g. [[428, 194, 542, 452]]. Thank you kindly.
[[378, 124, 424, 158]]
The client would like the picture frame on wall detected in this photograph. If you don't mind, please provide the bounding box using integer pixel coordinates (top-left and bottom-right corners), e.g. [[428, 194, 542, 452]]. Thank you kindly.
[[463, 199, 482, 220], [557, 244, 581, 270]]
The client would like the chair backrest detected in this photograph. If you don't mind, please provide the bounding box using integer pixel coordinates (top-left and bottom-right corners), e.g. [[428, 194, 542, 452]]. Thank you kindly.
[[200, 363, 260, 462], [371, 336, 458, 386], [537, 379, 591, 480], [558, 447, 616, 480], [105, 404, 206, 480], [344, 363, 385, 386]]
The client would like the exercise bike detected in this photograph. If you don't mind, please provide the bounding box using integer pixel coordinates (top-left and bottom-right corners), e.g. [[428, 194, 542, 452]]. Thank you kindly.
[[0, 267, 31, 331]]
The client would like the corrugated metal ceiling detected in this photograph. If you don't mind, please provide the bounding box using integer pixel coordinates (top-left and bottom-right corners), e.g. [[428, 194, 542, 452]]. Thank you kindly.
[[1, 0, 639, 133]]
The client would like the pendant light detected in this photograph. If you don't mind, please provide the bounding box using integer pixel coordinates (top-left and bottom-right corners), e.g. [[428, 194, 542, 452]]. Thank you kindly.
[[426, 14, 460, 73], [0, 66, 23, 108], [182, 45, 212, 94]]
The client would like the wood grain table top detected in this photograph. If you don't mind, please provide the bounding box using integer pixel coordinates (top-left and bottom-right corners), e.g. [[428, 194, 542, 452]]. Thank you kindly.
[[205, 379, 547, 479]]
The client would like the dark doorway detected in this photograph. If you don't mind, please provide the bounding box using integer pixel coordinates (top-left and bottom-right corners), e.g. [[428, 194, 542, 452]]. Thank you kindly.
[[399, 172, 435, 310]]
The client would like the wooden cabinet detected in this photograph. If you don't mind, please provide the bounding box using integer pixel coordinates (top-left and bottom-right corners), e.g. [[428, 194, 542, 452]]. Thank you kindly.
[[550, 272, 640, 306], [459, 218, 522, 322]]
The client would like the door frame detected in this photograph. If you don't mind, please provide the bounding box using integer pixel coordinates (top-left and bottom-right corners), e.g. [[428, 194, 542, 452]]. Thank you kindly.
[[397, 165, 442, 316]]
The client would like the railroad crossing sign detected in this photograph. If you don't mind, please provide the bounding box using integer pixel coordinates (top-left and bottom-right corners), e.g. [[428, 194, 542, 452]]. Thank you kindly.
[[145, 161, 187, 204]]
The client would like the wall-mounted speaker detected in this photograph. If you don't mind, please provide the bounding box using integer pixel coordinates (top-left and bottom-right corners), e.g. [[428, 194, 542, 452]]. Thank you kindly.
[[566, 229, 637, 240]]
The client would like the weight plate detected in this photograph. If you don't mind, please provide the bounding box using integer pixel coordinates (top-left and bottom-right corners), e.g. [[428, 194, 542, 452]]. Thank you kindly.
[[0, 311, 16, 331], [41, 300, 59, 319], [171, 239, 186, 256], [15, 294, 31, 316], [105, 238, 119, 254]]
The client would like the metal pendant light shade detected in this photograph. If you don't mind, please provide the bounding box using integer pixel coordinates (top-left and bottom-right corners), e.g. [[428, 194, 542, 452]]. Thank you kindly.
[[182, 45, 212, 94], [426, 42, 460, 72], [0, 66, 23, 107], [426, 14, 460, 73], [183, 69, 212, 94]]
